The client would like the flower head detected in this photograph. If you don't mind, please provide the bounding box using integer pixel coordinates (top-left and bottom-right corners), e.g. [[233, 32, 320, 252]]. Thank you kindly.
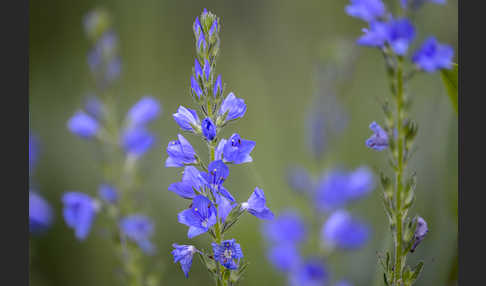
[[172, 244, 198, 277], [289, 259, 329, 286], [62, 192, 98, 241], [242, 187, 274, 220], [202, 117, 217, 141], [165, 134, 198, 167], [191, 76, 203, 99], [412, 37, 454, 72], [212, 239, 244, 269], [29, 191, 53, 234], [222, 133, 255, 164], [203, 59, 211, 81], [214, 74, 222, 97], [120, 214, 156, 254], [194, 58, 203, 79], [215, 192, 237, 222], [263, 211, 307, 245], [178, 195, 217, 238], [67, 111, 99, 139], [366, 121, 389, 151], [204, 160, 229, 188], [126, 97, 160, 127], [387, 18, 415, 55], [266, 244, 302, 272], [121, 128, 154, 156], [357, 21, 389, 47], [321, 210, 370, 250], [411, 216, 428, 252], [173, 106, 201, 133], [345, 0, 386, 22], [286, 166, 315, 195], [218, 92, 247, 122], [98, 184, 118, 204], [168, 166, 207, 199]]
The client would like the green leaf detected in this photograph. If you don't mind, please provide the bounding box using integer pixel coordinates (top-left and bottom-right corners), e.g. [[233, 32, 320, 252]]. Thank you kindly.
[[440, 63, 458, 114]]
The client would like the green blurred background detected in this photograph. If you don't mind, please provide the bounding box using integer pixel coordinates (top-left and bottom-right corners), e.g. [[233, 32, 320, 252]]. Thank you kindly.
[[29, 0, 458, 285]]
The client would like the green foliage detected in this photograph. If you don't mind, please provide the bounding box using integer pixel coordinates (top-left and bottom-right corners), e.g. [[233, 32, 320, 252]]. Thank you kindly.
[[440, 63, 458, 114]]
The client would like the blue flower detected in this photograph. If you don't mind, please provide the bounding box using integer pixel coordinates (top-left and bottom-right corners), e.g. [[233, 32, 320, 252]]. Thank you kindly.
[[411, 216, 428, 252], [29, 191, 53, 234], [98, 184, 118, 204], [345, 0, 386, 22], [263, 211, 307, 245], [194, 58, 203, 79], [121, 128, 154, 156], [218, 92, 247, 122], [209, 18, 218, 38], [178, 195, 217, 238], [62, 192, 98, 241], [172, 244, 198, 278], [120, 214, 156, 254], [214, 74, 222, 97], [242, 187, 274, 220], [387, 18, 415, 55], [412, 37, 454, 72], [203, 160, 229, 189], [203, 59, 211, 81], [67, 111, 99, 139], [286, 166, 315, 195], [173, 105, 201, 133], [289, 259, 329, 286], [366, 121, 389, 151], [222, 133, 256, 164], [126, 97, 161, 127], [202, 117, 217, 141], [321, 210, 370, 250], [193, 16, 202, 36], [215, 192, 236, 222], [357, 21, 389, 47], [212, 239, 244, 270], [168, 166, 207, 199], [29, 134, 38, 174], [266, 244, 301, 272], [315, 167, 374, 211], [165, 134, 198, 167], [191, 76, 203, 99]]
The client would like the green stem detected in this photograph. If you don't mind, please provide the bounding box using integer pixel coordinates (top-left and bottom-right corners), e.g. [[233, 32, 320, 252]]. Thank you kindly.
[[393, 58, 405, 286]]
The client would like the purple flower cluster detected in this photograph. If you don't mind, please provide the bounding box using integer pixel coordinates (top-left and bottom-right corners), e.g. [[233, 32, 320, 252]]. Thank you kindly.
[[168, 9, 273, 280]]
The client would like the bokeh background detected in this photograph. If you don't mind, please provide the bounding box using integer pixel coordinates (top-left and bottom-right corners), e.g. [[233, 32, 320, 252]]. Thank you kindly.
[[29, 0, 458, 285]]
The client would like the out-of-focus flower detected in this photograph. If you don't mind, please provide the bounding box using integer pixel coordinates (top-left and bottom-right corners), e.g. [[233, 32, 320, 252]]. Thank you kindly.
[[121, 128, 154, 157], [178, 195, 217, 238], [29, 191, 53, 234], [263, 211, 307, 245], [172, 244, 198, 277], [412, 37, 454, 72], [345, 0, 386, 22], [289, 259, 329, 286], [357, 21, 389, 47], [387, 18, 415, 55], [241, 187, 274, 220], [321, 210, 370, 250], [267, 244, 302, 272], [120, 214, 156, 254], [62, 192, 98, 241], [287, 166, 315, 195], [212, 239, 244, 270], [98, 184, 118, 204], [126, 96, 161, 127], [68, 111, 99, 139]]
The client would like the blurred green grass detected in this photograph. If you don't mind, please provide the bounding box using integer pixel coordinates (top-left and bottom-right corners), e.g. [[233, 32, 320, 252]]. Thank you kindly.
[[29, 0, 458, 285]]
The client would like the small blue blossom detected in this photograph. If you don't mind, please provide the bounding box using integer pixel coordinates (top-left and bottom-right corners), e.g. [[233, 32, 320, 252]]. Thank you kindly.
[[215, 192, 236, 222], [203, 59, 211, 81], [345, 0, 386, 22], [212, 239, 244, 270], [165, 134, 198, 167], [387, 18, 415, 55], [120, 214, 156, 254], [286, 166, 315, 195], [67, 111, 99, 139], [222, 133, 255, 164], [357, 21, 389, 47], [263, 211, 307, 245], [98, 184, 118, 204], [62, 192, 98, 241], [218, 92, 247, 122], [321, 210, 370, 250], [411, 216, 428, 252], [126, 97, 161, 127], [242, 187, 274, 220], [191, 76, 203, 99], [194, 58, 203, 79], [168, 166, 207, 199], [214, 74, 222, 97], [209, 18, 218, 38], [412, 37, 454, 72], [121, 128, 154, 156], [29, 191, 53, 234], [203, 160, 229, 189], [193, 16, 202, 36], [346, 166, 375, 200], [178, 195, 217, 238], [197, 30, 207, 51], [202, 117, 217, 141], [172, 244, 198, 278], [289, 259, 329, 286], [267, 244, 302, 272], [173, 105, 201, 133], [366, 121, 389, 151]]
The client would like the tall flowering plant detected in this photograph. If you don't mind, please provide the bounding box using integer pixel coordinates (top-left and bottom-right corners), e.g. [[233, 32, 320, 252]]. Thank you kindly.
[[346, 0, 454, 285], [167, 9, 273, 285], [63, 8, 162, 286]]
